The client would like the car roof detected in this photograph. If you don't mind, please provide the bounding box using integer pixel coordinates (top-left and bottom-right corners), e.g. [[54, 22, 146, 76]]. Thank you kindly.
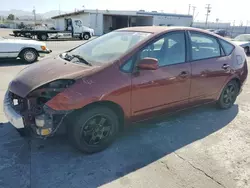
[[117, 26, 215, 35]]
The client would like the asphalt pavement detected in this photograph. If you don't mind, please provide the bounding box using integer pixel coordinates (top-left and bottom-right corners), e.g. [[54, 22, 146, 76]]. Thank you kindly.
[[0, 29, 250, 188]]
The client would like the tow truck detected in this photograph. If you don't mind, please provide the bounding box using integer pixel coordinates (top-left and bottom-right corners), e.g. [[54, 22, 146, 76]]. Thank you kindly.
[[11, 18, 94, 41]]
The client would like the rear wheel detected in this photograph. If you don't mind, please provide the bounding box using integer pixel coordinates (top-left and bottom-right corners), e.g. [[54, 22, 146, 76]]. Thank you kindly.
[[38, 34, 48, 41], [20, 49, 38, 63], [217, 80, 239, 109], [68, 106, 119, 153]]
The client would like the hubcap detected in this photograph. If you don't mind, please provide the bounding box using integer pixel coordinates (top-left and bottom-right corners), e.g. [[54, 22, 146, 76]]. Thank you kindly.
[[24, 51, 35, 62], [80, 115, 112, 146], [41, 35, 47, 40], [223, 84, 236, 104], [84, 35, 89, 39]]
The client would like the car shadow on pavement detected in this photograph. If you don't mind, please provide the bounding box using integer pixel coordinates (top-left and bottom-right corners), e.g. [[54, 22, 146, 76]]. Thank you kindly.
[[0, 58, 27, 67], [0, 104, 239, 188]]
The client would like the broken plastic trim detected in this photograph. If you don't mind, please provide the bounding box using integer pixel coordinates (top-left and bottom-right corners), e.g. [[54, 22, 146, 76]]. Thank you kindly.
[[43, 104, 73, 115]]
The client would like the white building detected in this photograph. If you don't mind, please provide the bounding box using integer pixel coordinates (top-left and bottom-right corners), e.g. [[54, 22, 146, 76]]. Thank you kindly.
[[192, 22, 231, 29], [51, 9, 193, 35]]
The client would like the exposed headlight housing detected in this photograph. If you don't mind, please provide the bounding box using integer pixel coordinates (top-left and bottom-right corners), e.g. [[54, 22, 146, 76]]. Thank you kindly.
[[46, 79, 75, 88], [28, 79, 75, 100]]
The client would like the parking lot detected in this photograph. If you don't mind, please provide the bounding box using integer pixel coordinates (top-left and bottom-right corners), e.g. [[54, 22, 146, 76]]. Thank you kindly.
[[0, 28, 250, 188]]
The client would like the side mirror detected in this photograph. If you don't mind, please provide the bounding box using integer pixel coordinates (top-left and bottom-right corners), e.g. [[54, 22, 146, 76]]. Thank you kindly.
[[137, 57, 159, 70]]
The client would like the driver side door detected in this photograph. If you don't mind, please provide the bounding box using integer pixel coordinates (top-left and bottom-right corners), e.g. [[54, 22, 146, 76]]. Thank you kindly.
[[131, 31, 191, 119], [72, 20, 83, 34]]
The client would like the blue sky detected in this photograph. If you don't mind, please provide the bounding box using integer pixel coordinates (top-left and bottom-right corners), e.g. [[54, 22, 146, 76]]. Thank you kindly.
[[1, 0, 250, 25]]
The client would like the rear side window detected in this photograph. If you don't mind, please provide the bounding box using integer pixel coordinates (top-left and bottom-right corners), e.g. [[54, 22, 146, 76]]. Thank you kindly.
[[219, 39, 234, 56], [189, 31, 221, 61]]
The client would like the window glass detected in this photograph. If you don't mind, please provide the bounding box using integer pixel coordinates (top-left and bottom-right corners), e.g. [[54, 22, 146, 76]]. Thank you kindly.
[[219, 39, 234, 56], [190, 32, 221, 60], [139, 32, 186, 67], [121, 58, 133, 72], [68, 31, 151, 65]]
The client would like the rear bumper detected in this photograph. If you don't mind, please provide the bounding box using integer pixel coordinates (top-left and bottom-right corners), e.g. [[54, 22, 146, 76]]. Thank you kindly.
[[3, 91, 25, 129]]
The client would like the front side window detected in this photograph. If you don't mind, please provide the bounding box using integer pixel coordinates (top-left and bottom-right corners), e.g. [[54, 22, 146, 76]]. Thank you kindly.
[[75, 20, 82, 26], [139, 32, 186, 67], [190, 32, 221, 61], [66, 31, 152, 65]]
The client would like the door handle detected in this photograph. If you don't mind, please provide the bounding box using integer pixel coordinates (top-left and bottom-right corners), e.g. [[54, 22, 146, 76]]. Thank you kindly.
[[222, 64, 230, 70], [179, 71, 189, 78]]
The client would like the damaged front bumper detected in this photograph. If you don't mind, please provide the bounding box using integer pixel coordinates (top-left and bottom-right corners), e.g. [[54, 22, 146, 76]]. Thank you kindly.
[[3, 91, 70, 137], [3, 92, 25, 129]]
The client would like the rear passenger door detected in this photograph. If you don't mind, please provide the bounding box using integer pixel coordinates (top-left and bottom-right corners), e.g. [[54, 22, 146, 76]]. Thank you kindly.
[[188, 31, 233, 104]]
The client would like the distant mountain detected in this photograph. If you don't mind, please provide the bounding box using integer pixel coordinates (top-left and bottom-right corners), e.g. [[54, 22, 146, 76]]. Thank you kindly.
[[0, 9, 68, 20]]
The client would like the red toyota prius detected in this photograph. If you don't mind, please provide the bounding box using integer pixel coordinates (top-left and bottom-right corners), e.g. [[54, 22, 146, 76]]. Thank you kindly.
[[4, 26, 248, 153]]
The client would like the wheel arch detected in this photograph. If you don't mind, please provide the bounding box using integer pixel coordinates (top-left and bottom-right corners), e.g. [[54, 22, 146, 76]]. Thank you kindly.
[[69, 100, 125, 131], [83, 32, 90, 36], [216, 76, 242, 100], [18, 47, 39, 57]]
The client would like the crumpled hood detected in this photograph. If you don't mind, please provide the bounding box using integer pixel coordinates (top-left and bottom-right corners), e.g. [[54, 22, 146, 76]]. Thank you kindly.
[[8, 56, 100, 97], [231, 40, 249, 46]]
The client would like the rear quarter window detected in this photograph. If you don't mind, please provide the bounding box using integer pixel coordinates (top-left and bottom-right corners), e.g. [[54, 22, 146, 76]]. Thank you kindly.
[[219, 39, 235, 56]]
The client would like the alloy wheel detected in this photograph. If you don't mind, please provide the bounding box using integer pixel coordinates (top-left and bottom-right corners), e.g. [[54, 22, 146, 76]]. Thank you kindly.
[[222, 84, 237, 105], [80, 115, 112, 146], [24, 51, 36, 62]]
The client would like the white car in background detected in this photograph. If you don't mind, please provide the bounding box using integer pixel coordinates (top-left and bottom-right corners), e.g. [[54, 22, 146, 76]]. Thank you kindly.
[[231, 34, 250, 54], [0, 36, 52, 63]]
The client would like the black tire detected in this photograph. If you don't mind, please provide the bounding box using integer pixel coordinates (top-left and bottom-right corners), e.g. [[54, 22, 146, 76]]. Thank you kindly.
[[83, 33, 90, 40], [68, 106, 119, 153], [19, 48, 38, 63], [217, 80, 239, 109]]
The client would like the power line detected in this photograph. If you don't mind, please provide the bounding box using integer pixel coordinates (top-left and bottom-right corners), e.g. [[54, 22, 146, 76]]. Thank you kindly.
[[205, 4, 211, 27]]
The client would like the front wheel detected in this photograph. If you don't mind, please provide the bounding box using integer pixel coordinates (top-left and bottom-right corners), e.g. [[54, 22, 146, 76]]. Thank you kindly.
[[83, 33, 90, 40], [68, 106, 119, 153], [217, 80, 239, 109], [20, 49, 38, 63]]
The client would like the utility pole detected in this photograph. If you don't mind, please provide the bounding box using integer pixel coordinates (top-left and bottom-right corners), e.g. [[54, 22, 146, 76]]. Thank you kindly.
[[188, 4, 191, 15], [205, 4, 211, 28], [59, 4, 61, 15], [192, 6, 196, 17], [33, 7, 36, 25]]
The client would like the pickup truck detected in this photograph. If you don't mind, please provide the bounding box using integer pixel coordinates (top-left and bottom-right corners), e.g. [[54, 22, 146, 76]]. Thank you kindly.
[[11, 18, 94, 41]]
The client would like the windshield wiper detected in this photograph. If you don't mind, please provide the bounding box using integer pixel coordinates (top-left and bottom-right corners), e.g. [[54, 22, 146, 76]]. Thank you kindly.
[[71, 54, 92, 66]]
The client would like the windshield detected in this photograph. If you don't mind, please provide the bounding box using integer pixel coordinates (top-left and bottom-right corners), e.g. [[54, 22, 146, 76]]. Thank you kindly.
[[234, 35, 250, 41], [66, 31, 152, 65]]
